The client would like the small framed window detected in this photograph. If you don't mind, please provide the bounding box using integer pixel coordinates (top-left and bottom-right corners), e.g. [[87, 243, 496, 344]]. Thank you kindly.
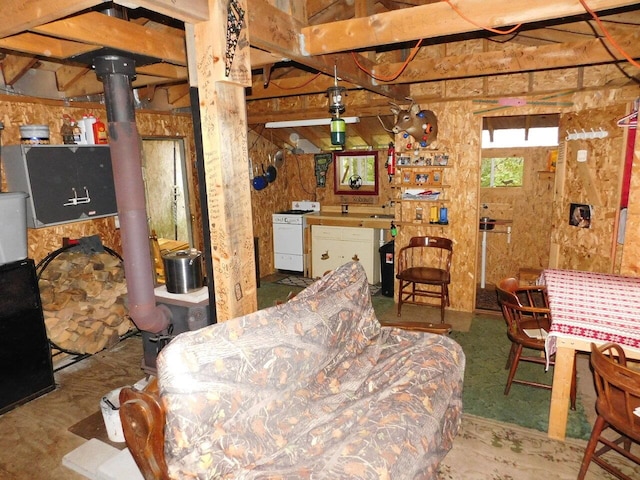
[[480, 157, 524, 188]]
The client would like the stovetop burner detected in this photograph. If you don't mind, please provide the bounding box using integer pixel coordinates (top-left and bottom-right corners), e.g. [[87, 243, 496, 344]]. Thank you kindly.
[[277, 209, 314, 215]]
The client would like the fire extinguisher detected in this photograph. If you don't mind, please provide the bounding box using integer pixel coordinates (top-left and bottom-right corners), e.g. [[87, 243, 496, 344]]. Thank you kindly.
[[386, 142, 395, 182]]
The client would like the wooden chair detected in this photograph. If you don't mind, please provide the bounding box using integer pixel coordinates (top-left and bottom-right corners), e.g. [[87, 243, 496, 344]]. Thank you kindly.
[[119, 379, 169, 480], [578, 342, 640, 480], [496, 277, 576, 409], [396, 236, 452, 323]]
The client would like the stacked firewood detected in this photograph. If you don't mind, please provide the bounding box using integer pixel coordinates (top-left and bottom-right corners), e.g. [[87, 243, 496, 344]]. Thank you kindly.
[[39, 250, 134, 355]]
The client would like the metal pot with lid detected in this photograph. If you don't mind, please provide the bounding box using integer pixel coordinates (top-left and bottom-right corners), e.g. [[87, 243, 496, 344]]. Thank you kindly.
[[162, 249, 204, 294]]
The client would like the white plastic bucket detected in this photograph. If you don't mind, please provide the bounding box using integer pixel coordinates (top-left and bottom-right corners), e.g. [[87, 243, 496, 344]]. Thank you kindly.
[[0, 192, 28, 266], [100, 387, 125, 443]]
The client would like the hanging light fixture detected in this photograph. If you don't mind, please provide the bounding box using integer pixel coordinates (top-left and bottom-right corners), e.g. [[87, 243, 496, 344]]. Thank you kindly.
[[327, 65, 347, 146]]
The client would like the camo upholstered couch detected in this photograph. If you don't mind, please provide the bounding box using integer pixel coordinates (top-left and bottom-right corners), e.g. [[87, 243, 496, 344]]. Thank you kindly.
[[122, 261, 465, 479]]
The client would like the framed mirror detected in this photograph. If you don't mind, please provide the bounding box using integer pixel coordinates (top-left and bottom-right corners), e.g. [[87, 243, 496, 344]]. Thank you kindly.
[[333, 151, 379, 195]]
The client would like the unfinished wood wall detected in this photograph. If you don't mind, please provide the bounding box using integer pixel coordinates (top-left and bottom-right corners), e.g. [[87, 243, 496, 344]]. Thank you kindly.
[[250, 90, 637, 313], [550, 105, 628, 272], [246, 132, 395, 279], [479, 146, 556, 286], [0, 95, 196, 264]]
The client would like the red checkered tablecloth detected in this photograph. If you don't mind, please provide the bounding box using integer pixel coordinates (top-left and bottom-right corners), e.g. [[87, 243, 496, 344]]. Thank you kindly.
[[541, 269, 640, 359]]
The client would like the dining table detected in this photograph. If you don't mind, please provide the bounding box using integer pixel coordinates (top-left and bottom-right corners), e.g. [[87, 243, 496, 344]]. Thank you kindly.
[[541, 268, 640, 440]]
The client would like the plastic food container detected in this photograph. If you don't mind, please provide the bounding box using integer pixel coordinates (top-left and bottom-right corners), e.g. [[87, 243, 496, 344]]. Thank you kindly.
[[20, 125, 50, 144], [0, 192, 29, 265], [100, 387, 125, 443]]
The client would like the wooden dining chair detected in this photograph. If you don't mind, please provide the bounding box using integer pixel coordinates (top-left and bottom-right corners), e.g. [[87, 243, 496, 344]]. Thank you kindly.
[[578, 342, 640, 480], [496, 277, 576, 409], [395, 236, 452, 323]]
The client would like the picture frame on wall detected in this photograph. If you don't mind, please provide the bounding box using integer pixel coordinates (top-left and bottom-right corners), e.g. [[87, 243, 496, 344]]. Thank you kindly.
[[569, 203, 592, 228], [333, 151, 379, 195]]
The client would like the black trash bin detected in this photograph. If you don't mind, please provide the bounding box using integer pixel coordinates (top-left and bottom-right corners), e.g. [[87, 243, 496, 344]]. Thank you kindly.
[[379, 240, 395, 298]]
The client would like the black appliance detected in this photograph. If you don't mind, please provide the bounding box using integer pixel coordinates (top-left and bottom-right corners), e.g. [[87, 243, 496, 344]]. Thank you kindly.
[[0, 259, 55, 414], [379, 241, 395, 298]]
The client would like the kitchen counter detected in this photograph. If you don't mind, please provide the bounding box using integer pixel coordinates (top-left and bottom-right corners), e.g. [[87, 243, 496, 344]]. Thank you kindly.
[[305, 211, 395, 229]]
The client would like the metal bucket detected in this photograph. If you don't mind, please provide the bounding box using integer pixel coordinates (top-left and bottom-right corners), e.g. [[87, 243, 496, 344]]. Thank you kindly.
[[162, 250, 204, 293]]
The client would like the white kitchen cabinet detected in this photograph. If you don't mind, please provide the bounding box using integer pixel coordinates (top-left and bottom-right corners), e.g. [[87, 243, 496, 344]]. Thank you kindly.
[[311, 225, 380, 283]]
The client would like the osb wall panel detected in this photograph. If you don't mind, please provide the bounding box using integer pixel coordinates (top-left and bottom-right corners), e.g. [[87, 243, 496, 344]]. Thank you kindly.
[[249, 83, 638, 312], [478, 147, 556, 286], [393, 100, 481, 313], [0, 95, 195, 264], [551, 104, 627, 272], [247, 130, 291, 279], [394, 85, 640, 312], [246, 136, 394, 277]]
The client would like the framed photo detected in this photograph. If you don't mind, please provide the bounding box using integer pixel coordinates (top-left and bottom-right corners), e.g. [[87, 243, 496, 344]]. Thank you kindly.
[[415, 173, 429, 185], [333, 151, 379, 195], [569, 203, 592, 228], [431, 169, 443, 185], [435, 154, 449, 166]]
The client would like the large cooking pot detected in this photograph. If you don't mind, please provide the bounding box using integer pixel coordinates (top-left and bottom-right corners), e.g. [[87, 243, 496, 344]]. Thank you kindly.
[[252, 165, 268, 191], [265, 154, 277, 183], [162, 250, 204, 293]]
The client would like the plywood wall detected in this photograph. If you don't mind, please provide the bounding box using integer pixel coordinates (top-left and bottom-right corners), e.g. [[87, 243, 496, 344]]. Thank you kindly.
[[250, 88, 638, 313], [550, 104, 628, 272], [479, 146, 556, 286], [246, 133, 394, 279]]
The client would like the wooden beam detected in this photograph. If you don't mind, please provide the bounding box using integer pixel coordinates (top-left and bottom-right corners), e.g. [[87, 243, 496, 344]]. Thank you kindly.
[[115, 0, 209, 23], [136, 63, 188, 80], [32, 12, 187, 66], [0, 32, 100, 59], [302, 0, 640, 55], [62, 70, 179, 98], [250, 48, 288, 68], [0, 0, 101, 38], [246, 0, 409, 100], [246, 73, 359, 100], [55, 64, 90, 91], [1, 54, 37, 85], [373, 31, 640, 84], [192, 0, 258, 321], [165, 83, 191, 104]]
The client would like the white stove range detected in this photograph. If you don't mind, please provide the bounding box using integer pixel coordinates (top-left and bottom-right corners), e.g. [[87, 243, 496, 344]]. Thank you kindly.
[[272, 201, 320, 273]]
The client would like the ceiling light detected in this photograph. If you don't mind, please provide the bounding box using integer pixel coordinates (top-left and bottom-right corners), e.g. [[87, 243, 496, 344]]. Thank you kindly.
[[265, 117, 360, 128], [327, 66, 346, 116]]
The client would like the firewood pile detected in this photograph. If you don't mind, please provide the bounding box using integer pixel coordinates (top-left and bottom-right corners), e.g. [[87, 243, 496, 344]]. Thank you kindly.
[[38, 250, 134, 355]]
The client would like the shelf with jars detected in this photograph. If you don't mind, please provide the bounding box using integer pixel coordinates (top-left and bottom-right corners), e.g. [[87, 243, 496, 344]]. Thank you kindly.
[[393, 148, 453, 226]]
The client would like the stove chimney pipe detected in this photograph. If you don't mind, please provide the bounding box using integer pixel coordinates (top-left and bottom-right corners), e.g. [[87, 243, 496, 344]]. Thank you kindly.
[[94, 55, 171, 333]]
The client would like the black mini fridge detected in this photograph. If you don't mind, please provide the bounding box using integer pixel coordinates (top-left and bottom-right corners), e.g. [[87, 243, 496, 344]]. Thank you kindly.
[[379, 241, 395, 298], [0, 259, 55, 414]]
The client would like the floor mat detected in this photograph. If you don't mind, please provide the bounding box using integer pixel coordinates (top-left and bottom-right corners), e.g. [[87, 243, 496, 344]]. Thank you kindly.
[[68, 410, 124, 448], [475, 284, 500, 311], [276, 275, 381, 296]]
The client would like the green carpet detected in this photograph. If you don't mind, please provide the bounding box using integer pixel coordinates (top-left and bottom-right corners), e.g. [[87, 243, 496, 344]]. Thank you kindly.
[[450, 317, 592, 440], [258, 282, 592, 440]]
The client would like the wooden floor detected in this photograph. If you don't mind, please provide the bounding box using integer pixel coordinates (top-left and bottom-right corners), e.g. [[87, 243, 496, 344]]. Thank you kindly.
[[0, 335, 145, 480]]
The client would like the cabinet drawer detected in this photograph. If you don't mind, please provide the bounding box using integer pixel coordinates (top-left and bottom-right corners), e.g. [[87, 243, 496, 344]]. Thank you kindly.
[[312, 225, 341, 240], [312, 225, 373, 242], [341, 228, 373, 242]]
